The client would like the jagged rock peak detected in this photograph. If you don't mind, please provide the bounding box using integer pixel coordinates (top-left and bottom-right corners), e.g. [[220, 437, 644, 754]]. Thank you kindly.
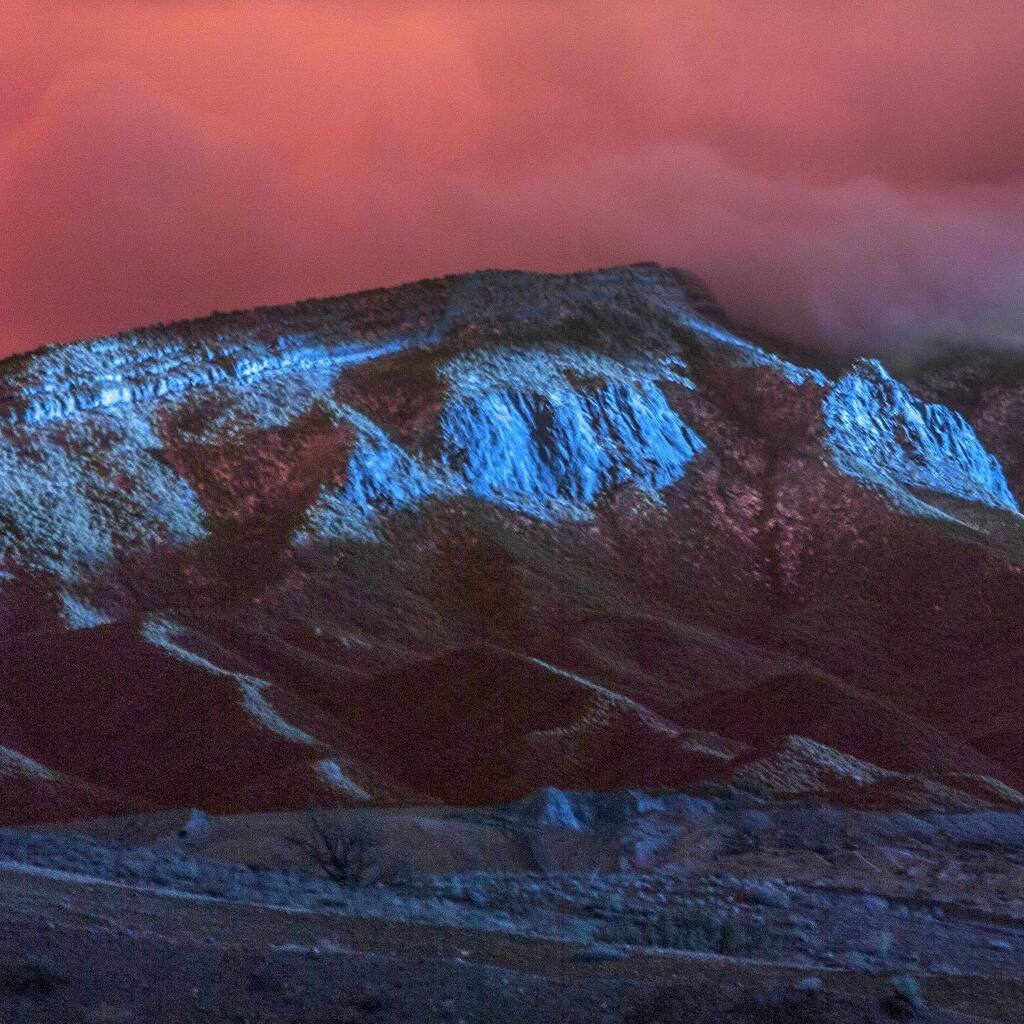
[[824, 358, 1020, 516]]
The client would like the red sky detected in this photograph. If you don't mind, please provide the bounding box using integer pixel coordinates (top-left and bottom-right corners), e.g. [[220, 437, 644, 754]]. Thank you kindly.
[[2, 1, 1023, 356]]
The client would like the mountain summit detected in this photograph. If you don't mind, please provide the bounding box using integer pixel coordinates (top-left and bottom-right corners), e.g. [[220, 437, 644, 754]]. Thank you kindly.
[[2, 263, 1023, 821]]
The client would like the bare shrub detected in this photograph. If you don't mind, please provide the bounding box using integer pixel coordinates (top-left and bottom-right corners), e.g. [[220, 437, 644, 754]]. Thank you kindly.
[[285, 814, 379, 887]]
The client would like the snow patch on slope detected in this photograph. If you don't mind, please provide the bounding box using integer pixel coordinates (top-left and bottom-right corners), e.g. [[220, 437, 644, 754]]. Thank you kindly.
[[0, 403, 208, 579], [142, 618, 317, 745], [0, 333, 430, 428], [0, 747, 61, 781], [823, 359, 1019, 517], [735, 735, 894, 795], [523, 656, 684, 737], [314, 759, 373, 801], [297, 405, 446, 542]]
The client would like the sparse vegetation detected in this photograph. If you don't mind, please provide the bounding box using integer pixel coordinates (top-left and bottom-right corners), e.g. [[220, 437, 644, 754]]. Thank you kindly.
[[349, 986, 386, 1012], [872, 929, 895, 959], [618, 985, 715, 1024], [738, 877, 791, 909], [2, 956, 68, 998], [721, 823, 765, 856], [435, 528, 527, 647], [776, 802, 848, 855], [597, 907, 780, 958]]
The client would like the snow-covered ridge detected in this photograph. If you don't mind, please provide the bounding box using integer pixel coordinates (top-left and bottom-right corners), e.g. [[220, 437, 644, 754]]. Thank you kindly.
[[0, 262, 754, 429], [0, 332, 437, 427], [0, 266, 1017, 546], [0, 262, 695, 428], [672, 311, 829, 388]]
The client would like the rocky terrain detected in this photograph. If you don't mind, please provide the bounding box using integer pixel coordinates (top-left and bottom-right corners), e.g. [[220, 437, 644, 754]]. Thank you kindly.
[[1, 790, 1023, 1022], [2, 263, 1024, 1019]]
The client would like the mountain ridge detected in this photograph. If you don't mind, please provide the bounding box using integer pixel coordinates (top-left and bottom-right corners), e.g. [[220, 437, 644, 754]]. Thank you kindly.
[[1, 262, 1023, 822]]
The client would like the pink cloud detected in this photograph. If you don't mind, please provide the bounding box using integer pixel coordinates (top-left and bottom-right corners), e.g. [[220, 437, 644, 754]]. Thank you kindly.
[[1, 1, 1022, 355]]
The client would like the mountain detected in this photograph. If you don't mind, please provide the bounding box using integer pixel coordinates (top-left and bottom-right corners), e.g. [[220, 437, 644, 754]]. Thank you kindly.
[[1, 262, 1023, 823]]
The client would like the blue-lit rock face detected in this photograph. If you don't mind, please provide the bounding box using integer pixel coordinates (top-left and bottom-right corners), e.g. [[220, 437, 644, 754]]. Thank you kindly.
[[436, 349, 705, 519], [301, 347, 706, 536], [440, 380, 704, 515], [823, 358, 1020, 516]]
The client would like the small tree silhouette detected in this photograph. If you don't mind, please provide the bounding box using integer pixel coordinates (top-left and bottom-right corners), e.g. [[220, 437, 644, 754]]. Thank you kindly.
[[284, 814, 378, 887]]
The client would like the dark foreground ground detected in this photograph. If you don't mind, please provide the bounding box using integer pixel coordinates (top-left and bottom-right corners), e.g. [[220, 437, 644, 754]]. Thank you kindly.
[[1, 787, 1022, 1023]]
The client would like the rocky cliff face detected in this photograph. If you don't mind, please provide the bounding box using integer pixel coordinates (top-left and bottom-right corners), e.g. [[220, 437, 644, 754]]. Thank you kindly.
[[1, 263, 1023, 821]]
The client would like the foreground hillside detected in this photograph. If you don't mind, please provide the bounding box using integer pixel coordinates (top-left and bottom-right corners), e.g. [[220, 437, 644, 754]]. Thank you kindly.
[[1, 263, 1024, 819]]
